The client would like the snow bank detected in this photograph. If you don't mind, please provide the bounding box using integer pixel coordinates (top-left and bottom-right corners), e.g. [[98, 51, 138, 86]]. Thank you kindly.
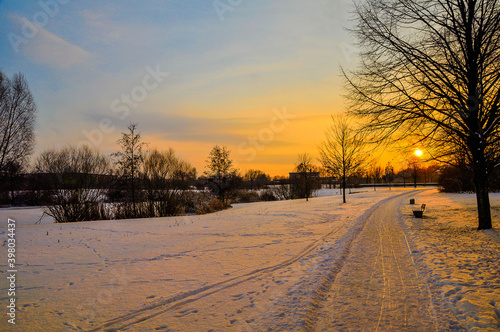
[[400, 191, 500, 332]]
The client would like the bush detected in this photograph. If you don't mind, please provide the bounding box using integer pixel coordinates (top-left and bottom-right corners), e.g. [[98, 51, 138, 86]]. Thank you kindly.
[[270, 183, 294, 200], [196, 196, 229, 214], [438, 166, 474, 193], [34, 145, 111, 223], [113, 200, 185, 220], [260, 190, 277, 201], [290, 175, 321, 200], [232, 190, 261, 203], [46, 202, 113, 223]]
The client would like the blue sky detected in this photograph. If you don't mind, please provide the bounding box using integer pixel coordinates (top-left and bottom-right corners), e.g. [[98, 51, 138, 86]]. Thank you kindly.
[[0, 0, 359, 175]]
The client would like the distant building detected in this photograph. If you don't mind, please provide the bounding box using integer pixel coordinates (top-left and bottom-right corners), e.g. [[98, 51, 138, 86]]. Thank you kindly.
[[288, 171, 320, 180]]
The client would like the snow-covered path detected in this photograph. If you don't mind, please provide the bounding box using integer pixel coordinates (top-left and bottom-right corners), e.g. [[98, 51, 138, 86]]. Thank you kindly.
[[311, 191, 460, 331]]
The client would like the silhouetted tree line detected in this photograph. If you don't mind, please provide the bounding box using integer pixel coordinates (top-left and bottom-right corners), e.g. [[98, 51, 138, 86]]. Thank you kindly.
[[438, 166, 500, 193], [0, 124, 284, 222]]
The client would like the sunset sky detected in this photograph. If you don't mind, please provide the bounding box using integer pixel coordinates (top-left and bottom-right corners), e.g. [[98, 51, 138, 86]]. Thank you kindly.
[[0, 0, 402, 176]]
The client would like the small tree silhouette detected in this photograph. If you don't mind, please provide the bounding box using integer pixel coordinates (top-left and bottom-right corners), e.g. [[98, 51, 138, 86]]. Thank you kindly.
[[112, 124, 147, 218], [204, 145, 239, 206]]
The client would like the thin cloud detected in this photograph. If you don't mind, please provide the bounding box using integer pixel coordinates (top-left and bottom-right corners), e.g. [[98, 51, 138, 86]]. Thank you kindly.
[[79, 9, 123, 44], [11, 15, 92, 68]]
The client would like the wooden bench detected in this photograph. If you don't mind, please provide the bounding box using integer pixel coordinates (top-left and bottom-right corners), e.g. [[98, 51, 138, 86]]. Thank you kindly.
[[413, 204, 426, 218]]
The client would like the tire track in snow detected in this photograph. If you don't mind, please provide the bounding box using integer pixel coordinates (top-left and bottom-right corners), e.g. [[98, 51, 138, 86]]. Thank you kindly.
[[374, 223, 387, 332], [86, 204, 357, 331]]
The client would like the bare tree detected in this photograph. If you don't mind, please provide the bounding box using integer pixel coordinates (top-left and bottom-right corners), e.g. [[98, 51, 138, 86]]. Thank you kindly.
[[205, 145, 239, 205], [0, 70, 36, 179], [346, 0, 500, 229], [34, 145, 110, 223], [408, 157, 421, 188], [385, 162, 395, 190], [270, 176, 294, 201], [292, 153, 320, 201], [112, 123, 146, 218], [141, 148, 196, 217], [370, 165, 383, 191], [174, 160, 197, 190], [2, 161, 22, 204], [318, 114, 368, 203], [398, 168, 411, 188], [244, 169, 270, 190]]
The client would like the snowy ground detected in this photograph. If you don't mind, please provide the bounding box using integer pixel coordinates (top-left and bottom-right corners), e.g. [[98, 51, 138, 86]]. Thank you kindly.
[[0, 206, 54, 225], [0, 188, 498, 331], [400, 191, 500, 331]]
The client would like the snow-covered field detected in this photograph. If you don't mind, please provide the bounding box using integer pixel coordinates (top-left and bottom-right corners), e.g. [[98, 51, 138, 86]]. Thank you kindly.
[[0, 188, 498, 331]]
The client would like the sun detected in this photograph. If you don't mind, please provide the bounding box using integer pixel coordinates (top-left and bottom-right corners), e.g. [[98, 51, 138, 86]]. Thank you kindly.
[[414, 149, 423, 157]]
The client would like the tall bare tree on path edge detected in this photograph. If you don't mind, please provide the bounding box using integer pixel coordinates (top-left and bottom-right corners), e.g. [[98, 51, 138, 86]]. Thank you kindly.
[[345, 0, 500, 229], [318, 114, 368, 204]]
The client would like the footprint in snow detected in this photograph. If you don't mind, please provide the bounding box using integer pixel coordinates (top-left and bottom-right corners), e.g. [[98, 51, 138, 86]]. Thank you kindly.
[[231, 293, 245, 300], [174, 308, 198, 317]]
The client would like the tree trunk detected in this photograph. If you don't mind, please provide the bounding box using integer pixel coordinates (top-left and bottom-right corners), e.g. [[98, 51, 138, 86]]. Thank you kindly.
[[305, 172, 309, 202], [413, 165, 417, 188], [342, 173, 346, 204], [132, 176, 136, 218], [472, 162, 492, 230]]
